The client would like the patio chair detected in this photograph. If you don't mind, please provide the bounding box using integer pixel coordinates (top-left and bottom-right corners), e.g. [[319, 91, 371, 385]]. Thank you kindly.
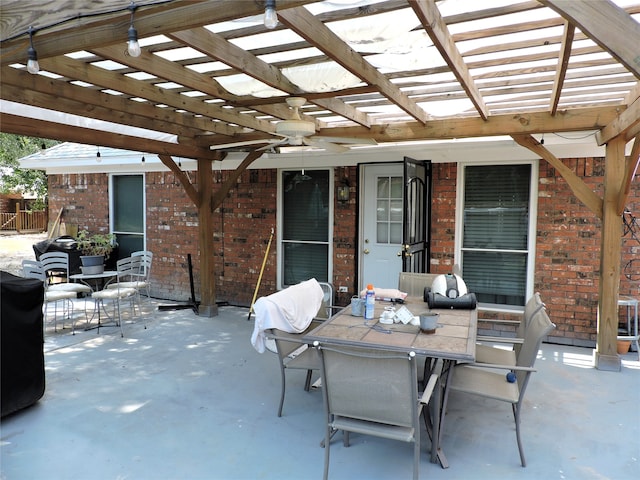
[[398, 272, 439, 297], [266, 318, 324, 417], [131, 250, 153, 300], [22, 259, 78, 333], [316, 343, 438, 480], [475, 292, 546, 366], [105, 255, 146, 316], [91, 257, 139, 337], [448, 307, 556, 467], [39, 252, 92, 311]]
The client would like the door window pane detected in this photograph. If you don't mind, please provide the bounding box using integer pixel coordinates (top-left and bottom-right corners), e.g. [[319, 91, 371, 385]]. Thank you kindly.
[[376, 175, 403, 244], [461, 165, 532, 307]]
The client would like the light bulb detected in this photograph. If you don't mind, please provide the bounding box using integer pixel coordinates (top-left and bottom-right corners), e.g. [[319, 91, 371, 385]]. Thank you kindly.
[[26, 27, 39, 74], [27, 56, 39, 74], [264, 1, 277, 29], [127, 25, 141, 57]]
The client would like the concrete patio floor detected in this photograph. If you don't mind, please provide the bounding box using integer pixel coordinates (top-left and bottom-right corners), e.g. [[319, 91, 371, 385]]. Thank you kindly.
[[1, 299, 639, 480]]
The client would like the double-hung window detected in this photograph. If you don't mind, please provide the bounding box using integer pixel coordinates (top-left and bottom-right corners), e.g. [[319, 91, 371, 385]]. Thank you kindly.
[[110, 174, 145, 257], [457, 163, 537, 309], [278, 169, 332, 288]]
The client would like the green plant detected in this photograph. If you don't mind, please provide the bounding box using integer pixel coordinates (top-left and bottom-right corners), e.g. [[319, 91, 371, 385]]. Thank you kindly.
[[76, 230, 116, 259]]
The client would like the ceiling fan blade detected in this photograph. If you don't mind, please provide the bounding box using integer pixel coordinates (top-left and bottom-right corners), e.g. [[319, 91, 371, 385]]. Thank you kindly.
[[256, 138, 289, 151], [209, 139, 279, 150], [304, 137, 348, 153], [310, 136, 377, 145]]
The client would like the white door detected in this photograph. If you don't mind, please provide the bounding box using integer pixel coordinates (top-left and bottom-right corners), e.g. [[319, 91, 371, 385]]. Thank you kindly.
[[359, 164, 403, 292]]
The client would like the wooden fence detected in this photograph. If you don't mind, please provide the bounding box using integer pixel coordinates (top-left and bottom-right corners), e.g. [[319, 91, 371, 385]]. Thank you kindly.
[[0, 205, 47, 232]]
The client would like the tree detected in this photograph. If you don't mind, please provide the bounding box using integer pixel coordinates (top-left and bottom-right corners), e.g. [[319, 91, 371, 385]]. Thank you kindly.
[[0, 133, 57, 209]]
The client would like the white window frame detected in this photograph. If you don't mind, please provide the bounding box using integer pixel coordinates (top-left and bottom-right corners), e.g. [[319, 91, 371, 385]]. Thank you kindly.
[[109, 173, 147, 254], [454, 160, 539, 313], [276, 167, 334, 290]]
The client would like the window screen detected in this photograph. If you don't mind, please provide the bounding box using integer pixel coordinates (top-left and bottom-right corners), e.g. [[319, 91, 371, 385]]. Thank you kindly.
[[281, 170, 330, 286], [461, 165, 531, 306], [112, 175, 144, 257]]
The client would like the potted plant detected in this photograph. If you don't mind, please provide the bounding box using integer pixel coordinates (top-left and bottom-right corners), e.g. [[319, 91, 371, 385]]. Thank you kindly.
[[75, 230, 116, 274]]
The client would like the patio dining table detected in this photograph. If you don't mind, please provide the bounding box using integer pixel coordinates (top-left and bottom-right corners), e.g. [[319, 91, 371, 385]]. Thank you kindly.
[[304, 296, 477, 468]]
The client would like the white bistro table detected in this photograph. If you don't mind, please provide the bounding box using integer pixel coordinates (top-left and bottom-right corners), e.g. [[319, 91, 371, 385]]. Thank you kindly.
[[70, 270, 118, 329]]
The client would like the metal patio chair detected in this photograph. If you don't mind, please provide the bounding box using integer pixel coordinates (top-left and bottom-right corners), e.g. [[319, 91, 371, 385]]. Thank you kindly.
[[91, 256, 139, 337], [475, 292, 546, 366], [447, 307, 556, 467], [22, 259, 78, 333], [316, 343, 438, 480]]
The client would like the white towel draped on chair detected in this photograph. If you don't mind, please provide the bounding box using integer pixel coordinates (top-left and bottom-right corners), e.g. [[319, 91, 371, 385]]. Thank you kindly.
[[251, 278, 324, 353]]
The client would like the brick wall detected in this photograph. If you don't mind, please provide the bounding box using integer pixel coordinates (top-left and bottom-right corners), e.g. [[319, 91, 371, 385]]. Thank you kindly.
[[47, 158, 638, 347], [426, 157, 638, 347]]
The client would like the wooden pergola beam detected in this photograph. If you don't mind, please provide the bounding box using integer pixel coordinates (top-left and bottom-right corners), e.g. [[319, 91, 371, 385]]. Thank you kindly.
[[38, 56, 274, 135], [596, 94, 640, 145], [172, 26, 372, 129], [411, 0, 489, 120], [617, 135, 640, 214], [539, 0, 640, 79], [0, 0, 316, 66], [159, 149, 263, 317], [0, 67, 212, 137], [0, 112, 214, 160], [511, 134, 603, 217], [277, 6, 430, 124], [596, 135, 627, 371]]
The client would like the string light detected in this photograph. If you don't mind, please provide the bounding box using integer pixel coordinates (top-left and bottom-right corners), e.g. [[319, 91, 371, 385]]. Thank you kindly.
[[141, 155, 145, 163], [96, 147, 102, 162], [127, 2, 141, 57], [26, 26, 40, 74], [264, 0, 278, 29]]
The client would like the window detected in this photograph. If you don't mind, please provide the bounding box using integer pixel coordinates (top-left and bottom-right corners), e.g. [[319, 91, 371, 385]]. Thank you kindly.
[[457, 163, 537, 309], [279, 169, 332, 287], [376, 175, 403, 244], [110, 174, 145, 258]]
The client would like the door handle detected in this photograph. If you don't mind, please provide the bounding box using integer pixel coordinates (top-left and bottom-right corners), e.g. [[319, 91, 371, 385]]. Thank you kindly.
[[363, 248, 370, 254]]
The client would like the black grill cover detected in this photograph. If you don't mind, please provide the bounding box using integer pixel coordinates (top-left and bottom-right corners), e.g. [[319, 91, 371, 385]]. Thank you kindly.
[[425, 291, 477, 310], [1, 271, 45, 417], [33, 235, 82, 274]]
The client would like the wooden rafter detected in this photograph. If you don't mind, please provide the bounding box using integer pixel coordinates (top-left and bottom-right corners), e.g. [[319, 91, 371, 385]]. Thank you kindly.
[[0, 112, 215, 160], [0, 1, 316, 66], [37, 55, 272, 135], [277, 6, 429, 124], [550, 21, 575, 115], [540, 0, 640, 79], [169, 28, 370, 129], [410, 0, 488, 120], [0, 69, 207, 138]]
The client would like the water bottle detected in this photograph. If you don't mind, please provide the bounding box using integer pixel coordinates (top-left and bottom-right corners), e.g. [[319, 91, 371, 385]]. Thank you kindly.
[[364, 284, 375, 320]]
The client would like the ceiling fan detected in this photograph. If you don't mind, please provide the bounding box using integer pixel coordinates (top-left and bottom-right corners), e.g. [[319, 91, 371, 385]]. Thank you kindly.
[[209, 97, 376, 153]]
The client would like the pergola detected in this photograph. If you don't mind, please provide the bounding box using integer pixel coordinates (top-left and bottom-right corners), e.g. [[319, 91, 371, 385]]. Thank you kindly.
[[1, 0, 639, 370]]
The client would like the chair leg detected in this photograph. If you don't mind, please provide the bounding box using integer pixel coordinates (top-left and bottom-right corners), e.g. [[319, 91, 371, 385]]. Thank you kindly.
[[513, 403, 526, 467], [413, 427, 420, 480], [323, 426, 331, 480], [304, 369, 313, 391], [115, 298, 124, 338], [277, 366, 286, 417]]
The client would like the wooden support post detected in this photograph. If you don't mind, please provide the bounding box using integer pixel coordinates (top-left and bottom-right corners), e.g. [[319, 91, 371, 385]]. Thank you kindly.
[[197, 157, 217, 318], [595, 136, 626, 371], [15, 203, 21, 232]]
